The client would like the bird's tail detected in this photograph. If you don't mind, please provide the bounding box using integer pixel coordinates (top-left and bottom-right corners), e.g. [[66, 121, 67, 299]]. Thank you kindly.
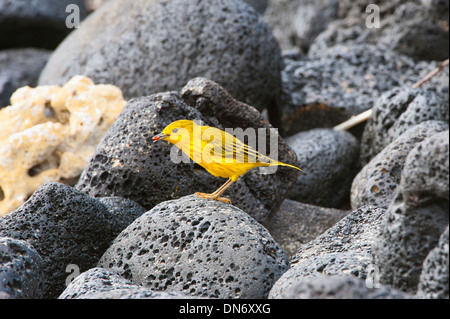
[[270, 161, 302, 171]]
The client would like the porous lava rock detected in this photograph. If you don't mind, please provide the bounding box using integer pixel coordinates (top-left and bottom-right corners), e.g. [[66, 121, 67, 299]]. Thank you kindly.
[[76, 78, 299, 225], [39, 0, 282, 113], [98, 195, 289, 299]]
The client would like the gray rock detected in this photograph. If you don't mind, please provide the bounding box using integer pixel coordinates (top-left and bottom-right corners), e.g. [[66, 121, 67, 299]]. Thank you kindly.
[[285, 128, 360, 207], [291, 205, 385, 268], [82, 288, 198, 299], [278, 44, 442, 135], [337, 0, 415, 19], [420, 0, 450, 20], [0, 182, 124, 298], [0, 291, 12, 299], [400, 131, 449, 201], [60, 267, 136, 299], [267, 199, 349, 258], [286, 206, 383, 280], [270, 274, 412, 299], [308, 19, 366, 57], [39, 0, 282, 113], [274, 252, 375, 291], [269, 206, 385, 298], [0, 48, 51, 109], [351, 121, 449, 210], [311, 1, 449, 61], [243, 0, 268, 14], [59, 267, 196, 299], [373, 131, 449, 294], [417, 226, 449, 299], [0, 237, 44, 299], [0, 0, 87, 49], [263, 0, 339, 52], [361, 87, 449, 164], [98, 195, 289, 299], [98, 196, 146, 231], [76, 78, 299, 225], [376, 2, 448, 61]]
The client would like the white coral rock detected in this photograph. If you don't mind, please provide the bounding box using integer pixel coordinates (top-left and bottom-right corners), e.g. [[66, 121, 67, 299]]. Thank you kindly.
[[0, 76, 126, 216]]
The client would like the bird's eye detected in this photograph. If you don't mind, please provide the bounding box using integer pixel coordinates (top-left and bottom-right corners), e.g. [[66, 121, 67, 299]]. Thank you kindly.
[[172, 128, 179, 134]]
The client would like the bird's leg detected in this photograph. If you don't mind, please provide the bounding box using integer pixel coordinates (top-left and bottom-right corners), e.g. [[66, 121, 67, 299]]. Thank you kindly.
[[195, 178, 234, 204]]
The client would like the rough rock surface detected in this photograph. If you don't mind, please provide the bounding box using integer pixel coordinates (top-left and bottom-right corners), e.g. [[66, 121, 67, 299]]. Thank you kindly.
[[373, 131, 449, 293], [0, 182, 128, 298], [417, 226, 449, 299], [263, 0, 340, 52], [267, 199, 349, 258], [0, 48, 51, 109], [98, 196, 146, 231], [270, 274, 412, 299], [291, 205, 385, 269], [0, 237, 44, 299], [59, 267, 196, 299], [76, 78, 299, 225], [351, 121, 449, 209], [98, 195, 289, 299], [39, 0, 282, 113], [0, 76, 126, 216], [310, 1, 449, 61], [285, 128, 360, 207], [270, 206, 385, 298], [243, 0, 268, 13], [361, 87, 449, 164], [278, 44, 444, 135], [0, 0, 87, 49]]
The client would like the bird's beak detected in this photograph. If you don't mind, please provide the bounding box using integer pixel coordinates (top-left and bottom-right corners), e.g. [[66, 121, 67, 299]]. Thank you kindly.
[[152, 133, 169, 142]]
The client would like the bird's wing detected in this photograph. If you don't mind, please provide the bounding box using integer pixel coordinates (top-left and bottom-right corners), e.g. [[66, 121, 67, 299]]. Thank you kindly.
[[201, 127, 272, 164]]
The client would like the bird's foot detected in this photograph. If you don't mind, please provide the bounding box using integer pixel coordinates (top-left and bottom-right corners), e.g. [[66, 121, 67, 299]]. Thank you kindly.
[[195, 192, 232, 204]]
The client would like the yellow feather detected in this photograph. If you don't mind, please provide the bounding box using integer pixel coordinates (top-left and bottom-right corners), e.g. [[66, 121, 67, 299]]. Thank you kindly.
[[154, 120, 301, 202]]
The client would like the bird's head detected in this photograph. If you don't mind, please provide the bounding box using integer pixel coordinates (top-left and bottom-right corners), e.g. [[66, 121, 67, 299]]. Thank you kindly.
[[152, 119, 194, 144]]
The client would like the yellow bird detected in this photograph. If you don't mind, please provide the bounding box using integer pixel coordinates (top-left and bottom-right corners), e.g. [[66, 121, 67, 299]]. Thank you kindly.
[[152, 119, 301, 203]]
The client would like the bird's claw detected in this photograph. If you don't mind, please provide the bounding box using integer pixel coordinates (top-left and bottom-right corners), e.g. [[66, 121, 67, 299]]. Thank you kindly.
[[216, 197, 232, 204], [195, 192, 232, 204]]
